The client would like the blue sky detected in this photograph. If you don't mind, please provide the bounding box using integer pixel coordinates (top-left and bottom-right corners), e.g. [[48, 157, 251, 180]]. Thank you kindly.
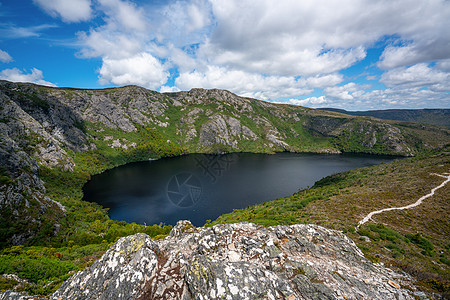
[[0, 0, 449, 110]]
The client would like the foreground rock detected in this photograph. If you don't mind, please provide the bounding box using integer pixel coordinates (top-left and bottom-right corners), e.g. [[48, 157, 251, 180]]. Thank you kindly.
[[40, 221, 416, 299]]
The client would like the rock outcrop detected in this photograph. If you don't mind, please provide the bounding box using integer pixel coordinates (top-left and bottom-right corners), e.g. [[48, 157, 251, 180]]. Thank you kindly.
[[47, 221, 415, 299]]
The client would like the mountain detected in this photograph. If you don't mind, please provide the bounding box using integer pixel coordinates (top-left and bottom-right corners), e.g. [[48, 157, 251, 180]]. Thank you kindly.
[[0, 78, 448, 246], [0, 80, 449, 298], [319, 108, 450, 127]]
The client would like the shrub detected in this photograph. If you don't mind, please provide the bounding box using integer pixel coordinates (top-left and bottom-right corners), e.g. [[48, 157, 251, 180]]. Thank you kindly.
[[405, 233, 434, 256], [0, 255, 77, 283]]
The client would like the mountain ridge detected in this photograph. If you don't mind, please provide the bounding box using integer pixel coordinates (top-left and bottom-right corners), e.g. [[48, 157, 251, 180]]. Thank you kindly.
[[0, 80, 449, 298]]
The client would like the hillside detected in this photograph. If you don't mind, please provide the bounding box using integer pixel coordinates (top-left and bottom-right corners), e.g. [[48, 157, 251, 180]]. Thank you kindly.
[[1, 80, 448, 246], [0, 80, 449, 298], [319, 108, 450, 127], [212, 150, 450, 296]]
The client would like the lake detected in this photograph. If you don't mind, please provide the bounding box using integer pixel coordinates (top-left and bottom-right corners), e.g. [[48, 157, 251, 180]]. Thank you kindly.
[[83, 153, 396, 226]]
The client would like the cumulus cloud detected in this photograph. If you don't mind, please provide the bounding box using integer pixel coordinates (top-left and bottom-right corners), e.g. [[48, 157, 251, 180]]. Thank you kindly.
[[202, 0, 450, 76], [159, 85, 181, 93], [98, 52, 169, 89], [289, 96, 327, 107], [176, 66, 313, 100], [380, 63, 450, 92], [436, 59, 450, 72], [0, 49, 12, 63], [98, 0, 147, 31], [77, 29, 143, 59], [356, 88, 449, 110], [324, 83, 363, 101], [302, 74, 344, 89], [33, 0, 92, 23], [378, 1, 450, 69], [0, 68, 56, 86], [70, 0, 450, 107]]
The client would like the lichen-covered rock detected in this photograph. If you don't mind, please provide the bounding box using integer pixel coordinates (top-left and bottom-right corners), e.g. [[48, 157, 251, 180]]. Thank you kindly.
[[49, 221, 416, 299], [0, 291, 39, 300], [52, 233, 159, 300]]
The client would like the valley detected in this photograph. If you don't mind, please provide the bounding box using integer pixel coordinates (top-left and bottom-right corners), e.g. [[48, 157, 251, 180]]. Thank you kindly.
[[0, 81, 449, 298]]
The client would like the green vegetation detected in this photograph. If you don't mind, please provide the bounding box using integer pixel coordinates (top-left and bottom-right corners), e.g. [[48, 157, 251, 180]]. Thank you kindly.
[[405, 233, 434, 256], [0, 243, 104, 295], [0, 167, 14, 185], [1, 83, 449, 296], [79, 123, 186, 174], [8, 90, 51, 112], [210, 149, 450, 293], [0, 122, 182, 295]]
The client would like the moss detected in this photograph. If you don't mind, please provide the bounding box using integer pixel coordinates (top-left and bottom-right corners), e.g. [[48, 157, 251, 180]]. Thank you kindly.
[[120, 236, 146, 257], [293, 267, 306, 276]]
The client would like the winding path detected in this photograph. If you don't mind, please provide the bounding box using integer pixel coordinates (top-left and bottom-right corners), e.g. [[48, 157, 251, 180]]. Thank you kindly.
[[357, 172, 450, 229]]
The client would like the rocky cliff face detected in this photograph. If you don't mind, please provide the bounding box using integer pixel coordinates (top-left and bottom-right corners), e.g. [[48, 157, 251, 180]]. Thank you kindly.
[[1, 221, 419, 299], [0, 91, 66, 246]]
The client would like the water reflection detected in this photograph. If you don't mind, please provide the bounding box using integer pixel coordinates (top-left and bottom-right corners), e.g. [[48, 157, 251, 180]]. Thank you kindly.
[[83, 153, 395, 226]]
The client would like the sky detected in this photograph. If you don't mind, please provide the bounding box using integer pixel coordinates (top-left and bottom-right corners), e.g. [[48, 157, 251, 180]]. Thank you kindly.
[[0, 0, 449, 110]]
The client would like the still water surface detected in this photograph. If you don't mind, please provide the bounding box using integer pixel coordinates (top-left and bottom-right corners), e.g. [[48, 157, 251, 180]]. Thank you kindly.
[[83, 153, 395, 226]]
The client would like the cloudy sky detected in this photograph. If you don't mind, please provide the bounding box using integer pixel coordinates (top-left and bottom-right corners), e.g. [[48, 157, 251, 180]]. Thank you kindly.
[[0, 0, 449, 110]]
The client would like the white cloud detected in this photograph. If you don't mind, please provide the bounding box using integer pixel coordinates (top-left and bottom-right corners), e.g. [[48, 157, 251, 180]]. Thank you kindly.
[[289, 96, 327, 107], [175, 65, 312, 100], [98, 52, 169, 89], [436, 59, 450, 72], [377, 1, 450, 69], [186, 2, 211, 33], [70, 0, 450, 107], [0, 68, 56, 86], [159, 85, 181, 93], [324, 83, 361, 101], [380, 63, 450, 92], [98, 0, 147, 31], [33, 0, 92, 23], [302, 74, 344, 89], [356, 88, 449, 110], [0, 49, 12, 63], [0, 24, 57, 39], [77, 29, 143, 59], [202, 0, 450, 77]]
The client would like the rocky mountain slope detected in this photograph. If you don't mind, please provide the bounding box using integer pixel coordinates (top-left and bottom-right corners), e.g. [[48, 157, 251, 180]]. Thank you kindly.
[[1, 79, 447, 245], [2, 221, 420, 299], [1, 80, 448, 166]]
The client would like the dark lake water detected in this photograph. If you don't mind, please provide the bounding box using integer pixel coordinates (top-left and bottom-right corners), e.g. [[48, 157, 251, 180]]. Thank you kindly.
[[83, 153, 395, 226]]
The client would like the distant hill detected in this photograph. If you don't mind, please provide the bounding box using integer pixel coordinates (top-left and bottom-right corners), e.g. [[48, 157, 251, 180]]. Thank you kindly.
[[318, 108, 450, 127]]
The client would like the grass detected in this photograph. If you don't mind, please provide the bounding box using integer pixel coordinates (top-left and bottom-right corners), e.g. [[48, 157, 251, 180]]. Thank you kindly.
[[210, 149, 450, 293]]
